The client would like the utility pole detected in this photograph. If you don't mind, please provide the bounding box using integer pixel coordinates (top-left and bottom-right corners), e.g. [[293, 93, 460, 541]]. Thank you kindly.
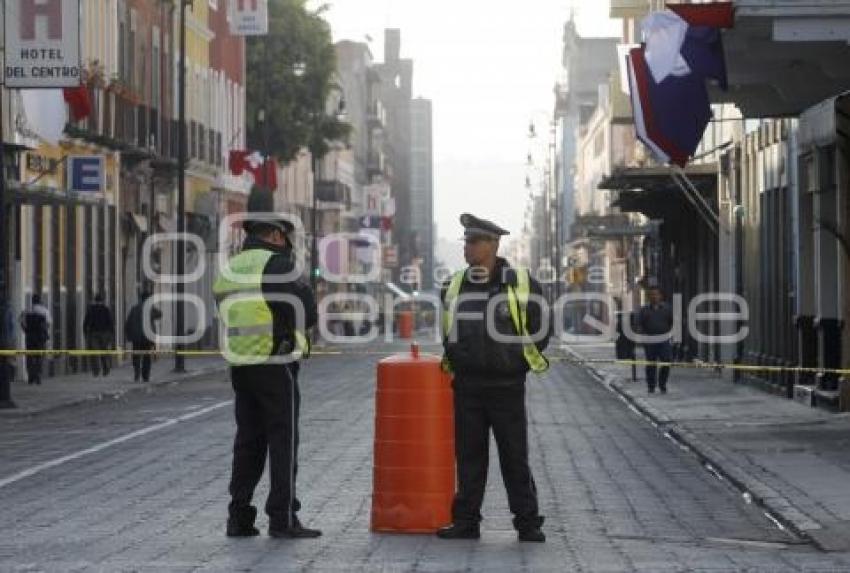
[[0, 80, 14, 409], [173, 0, 189, 373]]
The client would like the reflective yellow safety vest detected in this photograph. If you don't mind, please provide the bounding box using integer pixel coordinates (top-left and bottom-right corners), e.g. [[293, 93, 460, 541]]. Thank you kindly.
[[442, 267, 549, 374], [213, 249, 310, 365]]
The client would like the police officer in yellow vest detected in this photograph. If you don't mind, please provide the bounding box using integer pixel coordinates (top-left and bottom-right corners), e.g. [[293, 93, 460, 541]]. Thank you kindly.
[[213, 188, 320, 539], [437, 213, 551, 543]]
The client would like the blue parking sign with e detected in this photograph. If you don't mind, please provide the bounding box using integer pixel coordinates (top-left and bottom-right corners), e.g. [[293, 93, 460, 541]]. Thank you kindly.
[[69, 156, 105, 193]]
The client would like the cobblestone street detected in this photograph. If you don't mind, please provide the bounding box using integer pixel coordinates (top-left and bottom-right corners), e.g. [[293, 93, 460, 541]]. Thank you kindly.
[[2, 346, 850, 571]]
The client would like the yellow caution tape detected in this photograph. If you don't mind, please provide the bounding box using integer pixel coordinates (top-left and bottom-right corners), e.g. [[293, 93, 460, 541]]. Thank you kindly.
[[0, 349, 847, 376]]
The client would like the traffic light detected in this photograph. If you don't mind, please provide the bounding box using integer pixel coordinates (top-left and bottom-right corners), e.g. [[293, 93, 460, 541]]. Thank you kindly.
[[312, 267, 321, 279]]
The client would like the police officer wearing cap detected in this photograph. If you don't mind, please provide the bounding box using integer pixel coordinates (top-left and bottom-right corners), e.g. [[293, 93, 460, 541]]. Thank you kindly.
[[213, 188, 320, 539], [437, 213, 551, 543]]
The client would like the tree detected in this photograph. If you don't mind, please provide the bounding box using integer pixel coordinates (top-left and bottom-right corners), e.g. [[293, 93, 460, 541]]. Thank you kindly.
[[245, 0, 349, 164]]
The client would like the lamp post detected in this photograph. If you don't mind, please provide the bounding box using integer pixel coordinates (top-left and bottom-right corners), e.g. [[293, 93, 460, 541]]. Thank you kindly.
[[0, 80, 14, 409], [309, 84, 346, 295], [173, 0, 190, 373]]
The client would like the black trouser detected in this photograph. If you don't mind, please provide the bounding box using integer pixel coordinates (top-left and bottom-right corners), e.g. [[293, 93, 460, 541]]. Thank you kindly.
[[87, 332, 112, 376], [131, 341, 152, 381], [229, 363, 301, 529], [25, 342, 45, 384], [644, 341, 672, 390], [451, 382, 543, 531]]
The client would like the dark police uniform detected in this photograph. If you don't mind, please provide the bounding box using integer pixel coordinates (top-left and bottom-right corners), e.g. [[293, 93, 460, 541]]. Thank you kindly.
[[439, 214, 551, 542], [215, 189, 320, 538]]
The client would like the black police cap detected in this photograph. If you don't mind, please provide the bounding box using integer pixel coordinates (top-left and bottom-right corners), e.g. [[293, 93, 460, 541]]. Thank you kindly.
[[460, 213, 510, 240]]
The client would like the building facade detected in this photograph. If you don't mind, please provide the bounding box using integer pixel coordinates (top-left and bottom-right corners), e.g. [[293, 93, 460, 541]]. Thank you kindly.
[[409, 97, 434, 291]]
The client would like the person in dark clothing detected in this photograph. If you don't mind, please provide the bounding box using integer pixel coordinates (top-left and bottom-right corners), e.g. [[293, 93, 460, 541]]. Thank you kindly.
[[437, 213, 551, 543], [214, 188, 320, 540], [124, 290, 161, 382], [0, 299, 16, 387], [84, 293, 115, 377], [637, 287, 674, 393], [20, 294, 50, 385]]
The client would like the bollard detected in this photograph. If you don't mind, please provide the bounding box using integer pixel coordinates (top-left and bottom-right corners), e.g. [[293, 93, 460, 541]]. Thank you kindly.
[[371, 343, 455, 533], [397, 310, 414, 339]]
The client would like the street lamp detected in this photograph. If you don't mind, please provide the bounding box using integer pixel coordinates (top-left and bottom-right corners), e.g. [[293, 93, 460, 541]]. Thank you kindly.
[[0, 78, 13, 408], [309, 85, 346, 295], [173, 0, 190, 373]]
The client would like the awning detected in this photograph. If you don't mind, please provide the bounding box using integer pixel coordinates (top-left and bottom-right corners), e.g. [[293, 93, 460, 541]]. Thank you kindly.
[[599, 164, 719, 231], [598, 163, 717, 192], [710, 2, 850, 116]]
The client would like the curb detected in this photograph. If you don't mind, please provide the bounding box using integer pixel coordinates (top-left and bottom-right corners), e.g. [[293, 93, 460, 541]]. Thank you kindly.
[[561, 344, 824, 548], [0, 363, 227, 418]]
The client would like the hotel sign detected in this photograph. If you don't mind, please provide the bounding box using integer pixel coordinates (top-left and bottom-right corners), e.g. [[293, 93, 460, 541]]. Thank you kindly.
[[4, 0, 82, 88], [229, 0, 269, 36]]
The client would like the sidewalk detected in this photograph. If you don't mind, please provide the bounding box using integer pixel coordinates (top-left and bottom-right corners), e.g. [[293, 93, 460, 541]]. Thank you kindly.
[[566, 341, 850, 552], [1, 354, 226, 417]]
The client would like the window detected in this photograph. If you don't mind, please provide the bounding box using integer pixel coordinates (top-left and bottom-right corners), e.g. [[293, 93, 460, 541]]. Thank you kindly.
[[128, 9, 137, 88], [117, 2, 126, 82]]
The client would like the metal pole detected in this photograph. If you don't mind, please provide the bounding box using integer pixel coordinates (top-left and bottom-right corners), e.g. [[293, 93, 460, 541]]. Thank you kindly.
[[0, 80, 15, 409], [310, 156, 319, 294], [261, 36, 269, 194], [173, 0, 188, 373]]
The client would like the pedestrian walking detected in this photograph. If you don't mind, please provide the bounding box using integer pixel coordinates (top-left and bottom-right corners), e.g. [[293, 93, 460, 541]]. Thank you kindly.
[[19, 294, 50, 385], [637, 286, 674, 394], [124, 290, 161, 383], [213, 188, 320, 539], [437, 213, 550, 543], [83, 293, 115, 377]]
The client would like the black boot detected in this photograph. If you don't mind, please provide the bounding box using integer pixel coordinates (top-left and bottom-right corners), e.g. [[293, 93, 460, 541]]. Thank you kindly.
[[226, 506, 260, 538], [515, 515, 545, 542], [518, 526, 546, 543], [269, 516, 322, 539], [436, 522, 480, 540]]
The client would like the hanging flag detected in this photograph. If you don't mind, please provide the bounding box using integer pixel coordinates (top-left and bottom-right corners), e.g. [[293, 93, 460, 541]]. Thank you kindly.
[[229, 149, 278, 190], [63, 86, 92, 121], [627, 2, 734, 167]]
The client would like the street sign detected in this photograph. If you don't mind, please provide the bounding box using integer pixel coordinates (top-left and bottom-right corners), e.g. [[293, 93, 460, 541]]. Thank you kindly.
[[68, 155, 104, 194], [4, 0, 82, 88], [229, 0, 269, 36]]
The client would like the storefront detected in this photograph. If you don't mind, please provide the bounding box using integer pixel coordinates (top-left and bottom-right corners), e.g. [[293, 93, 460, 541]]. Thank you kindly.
[[11, 143, 120, 377]]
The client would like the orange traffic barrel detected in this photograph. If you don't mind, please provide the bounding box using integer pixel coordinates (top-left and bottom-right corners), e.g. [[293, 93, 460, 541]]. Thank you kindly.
[[371, 344, 455, 533], [397, 310, 414, 339]]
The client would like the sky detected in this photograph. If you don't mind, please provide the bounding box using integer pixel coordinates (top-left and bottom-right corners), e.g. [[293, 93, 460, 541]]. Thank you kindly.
[[318, 0, 621, 256]]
